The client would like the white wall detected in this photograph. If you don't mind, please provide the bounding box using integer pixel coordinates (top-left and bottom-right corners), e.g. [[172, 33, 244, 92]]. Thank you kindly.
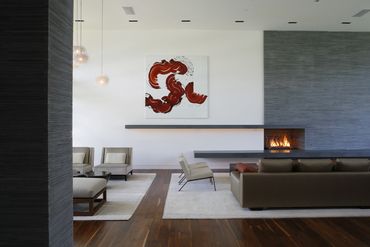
[[73, 30, 264, 168]]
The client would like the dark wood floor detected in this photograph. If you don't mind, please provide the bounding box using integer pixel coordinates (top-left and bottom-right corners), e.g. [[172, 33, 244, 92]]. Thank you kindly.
[[74, 170, 370, 247]]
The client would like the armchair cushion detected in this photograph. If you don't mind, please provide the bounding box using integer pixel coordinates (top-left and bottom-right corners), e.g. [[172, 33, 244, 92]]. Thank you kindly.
[[104, 153, 126, 164], [188, 166, 213, 180], [73, 163, 89, 168], [97, 163, 129, 168], [73, 152, 86, 164]]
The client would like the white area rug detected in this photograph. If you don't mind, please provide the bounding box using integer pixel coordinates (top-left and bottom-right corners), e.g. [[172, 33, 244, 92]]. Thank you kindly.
[[163, 173, 370, 219], [74, 173, 156, 221]]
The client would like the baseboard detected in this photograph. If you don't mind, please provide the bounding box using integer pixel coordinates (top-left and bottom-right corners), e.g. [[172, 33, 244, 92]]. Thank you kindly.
[[133, 165, 180, 169]]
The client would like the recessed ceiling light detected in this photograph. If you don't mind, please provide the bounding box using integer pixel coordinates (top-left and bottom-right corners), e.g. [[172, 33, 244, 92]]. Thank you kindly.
[[353, 9, 370, 17], [129, 20, 138, 23], [235, 20, 245, 23], [288, 21, 298, 24], [181, 20, 191, 23], [341, 21, 351, 24], [122, 6, 135, 15]]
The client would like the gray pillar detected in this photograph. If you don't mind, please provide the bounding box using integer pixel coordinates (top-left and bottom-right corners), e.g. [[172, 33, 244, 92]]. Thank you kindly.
[[0, 0, 73, 246]]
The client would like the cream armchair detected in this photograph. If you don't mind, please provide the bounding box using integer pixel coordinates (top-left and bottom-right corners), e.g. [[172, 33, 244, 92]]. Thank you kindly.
[[94, 147, 133, 181], [178, 154, 208, 183], [73, 147, 94, 174], [178, 155, 216, 191]]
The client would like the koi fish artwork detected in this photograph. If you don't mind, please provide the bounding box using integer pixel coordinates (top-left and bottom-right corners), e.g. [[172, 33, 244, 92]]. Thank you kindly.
[[145, 56, 208, 118]]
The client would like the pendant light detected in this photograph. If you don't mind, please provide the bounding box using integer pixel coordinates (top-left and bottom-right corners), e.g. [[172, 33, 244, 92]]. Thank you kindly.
[[73, 0, 88, 67], [96, 0, 109, 85]]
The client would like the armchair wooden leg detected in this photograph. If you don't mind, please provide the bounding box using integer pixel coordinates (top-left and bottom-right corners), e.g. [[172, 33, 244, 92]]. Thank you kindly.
[[212, 177, 216, 191], [89, 199, 94, 215]]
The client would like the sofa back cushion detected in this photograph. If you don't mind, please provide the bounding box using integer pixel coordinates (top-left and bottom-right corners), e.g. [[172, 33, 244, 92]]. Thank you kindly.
[[336, 158, 370, 172], [258, 159, 293, 172], [297, 159, 334, 172]]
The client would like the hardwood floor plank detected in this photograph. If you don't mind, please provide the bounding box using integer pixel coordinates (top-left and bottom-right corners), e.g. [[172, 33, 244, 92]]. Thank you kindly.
[[73, 170, 370, 247]]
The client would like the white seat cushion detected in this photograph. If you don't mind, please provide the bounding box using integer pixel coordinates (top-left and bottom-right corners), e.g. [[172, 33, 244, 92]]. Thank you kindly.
[[104, 153, 126, 164], [97, 163, 129, 168], [189, 162, 208, 169], [73, 178, 106, 198], [188, 166, 213, 180], [73, 163, 89, 168]]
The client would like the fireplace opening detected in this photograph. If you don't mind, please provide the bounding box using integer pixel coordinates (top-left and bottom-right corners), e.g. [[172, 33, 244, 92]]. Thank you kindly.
[[264, 129, 305, 150]]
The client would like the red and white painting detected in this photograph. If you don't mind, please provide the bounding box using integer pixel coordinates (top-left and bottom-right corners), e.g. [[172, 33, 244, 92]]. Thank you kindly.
[[145, 56, 208, 118]]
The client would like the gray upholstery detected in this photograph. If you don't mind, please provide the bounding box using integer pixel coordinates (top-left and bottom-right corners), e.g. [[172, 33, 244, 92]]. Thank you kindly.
[[231, 171, 370, 208], [336, 158, 370, 171], [258, 159, 293, 172], [94, 147, 133, 177], [73, 177, 106, 198], [73, 147, 94, 173], [297, 159, 335, 172]]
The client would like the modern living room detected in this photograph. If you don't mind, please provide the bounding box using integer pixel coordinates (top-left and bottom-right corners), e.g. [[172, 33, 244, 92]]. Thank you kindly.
[[2, 0, 370, 246]]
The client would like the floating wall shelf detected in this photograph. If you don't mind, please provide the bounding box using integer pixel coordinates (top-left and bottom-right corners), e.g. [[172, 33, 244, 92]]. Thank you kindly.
[[124, 125, 306, 129], [194, 149, 370, 159]]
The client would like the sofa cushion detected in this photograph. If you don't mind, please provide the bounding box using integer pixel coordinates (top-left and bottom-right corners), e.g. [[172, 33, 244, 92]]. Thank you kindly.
[[104, 153, 126, 164], [335, 158, 370, 172], [73, 152, 85, 164], [258, 159, 293, 172], [297, 159, 334, 172], [235, 163, 258, 173]]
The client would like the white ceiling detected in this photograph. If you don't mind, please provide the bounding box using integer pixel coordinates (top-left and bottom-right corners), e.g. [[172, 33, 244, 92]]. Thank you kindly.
[[79, 0, 370, 31]]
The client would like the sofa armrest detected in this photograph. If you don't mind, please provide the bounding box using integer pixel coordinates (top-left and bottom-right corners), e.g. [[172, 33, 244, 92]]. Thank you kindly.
[[230, 171, 242, 206]]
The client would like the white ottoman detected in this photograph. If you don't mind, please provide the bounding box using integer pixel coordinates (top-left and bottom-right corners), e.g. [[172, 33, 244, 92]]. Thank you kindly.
[[73, 177, 107, 216]]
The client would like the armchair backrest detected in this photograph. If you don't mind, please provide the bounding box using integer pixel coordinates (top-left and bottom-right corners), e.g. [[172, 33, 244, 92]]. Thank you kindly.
[[101, 147, 132, 164], [72, 147, 94, 165], [178, 155, 191, 177]]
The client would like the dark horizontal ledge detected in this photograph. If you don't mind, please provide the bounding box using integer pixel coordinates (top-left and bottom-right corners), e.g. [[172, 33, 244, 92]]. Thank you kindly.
[[194, 149, 370, 159], [125, 125, 306, 129]]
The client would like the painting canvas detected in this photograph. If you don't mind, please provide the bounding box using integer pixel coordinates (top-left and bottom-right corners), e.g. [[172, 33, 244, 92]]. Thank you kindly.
[[145, 56, 208, 118]]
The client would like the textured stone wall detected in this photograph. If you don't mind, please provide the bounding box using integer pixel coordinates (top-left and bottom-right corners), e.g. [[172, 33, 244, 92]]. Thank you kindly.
[[0, 0, 73, 246], [264, 31, 370, 150]]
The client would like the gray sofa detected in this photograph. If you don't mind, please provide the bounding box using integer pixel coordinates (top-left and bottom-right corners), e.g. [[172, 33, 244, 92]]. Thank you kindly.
[[231, 158, 370, 209]]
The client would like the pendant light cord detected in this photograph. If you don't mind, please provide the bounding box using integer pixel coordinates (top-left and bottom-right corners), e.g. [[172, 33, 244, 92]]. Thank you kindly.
[[74, 0, 79, 47], [80, 0, 83, 47], [100, 0, 104, 74]]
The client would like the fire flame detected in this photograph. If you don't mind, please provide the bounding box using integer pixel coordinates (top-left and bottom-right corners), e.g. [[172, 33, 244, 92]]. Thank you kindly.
[[269, 135, 291, 148]]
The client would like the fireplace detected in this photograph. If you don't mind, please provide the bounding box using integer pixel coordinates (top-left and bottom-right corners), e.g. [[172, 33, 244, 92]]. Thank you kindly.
[[264, 129, 305, 150]]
